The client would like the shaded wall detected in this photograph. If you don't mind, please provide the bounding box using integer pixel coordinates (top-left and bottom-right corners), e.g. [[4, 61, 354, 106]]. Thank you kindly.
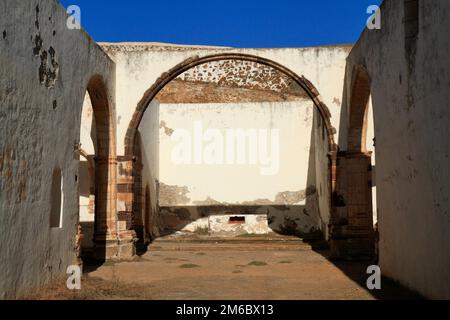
[[137, 99, 162, 239], [341, 0, 450, 299]]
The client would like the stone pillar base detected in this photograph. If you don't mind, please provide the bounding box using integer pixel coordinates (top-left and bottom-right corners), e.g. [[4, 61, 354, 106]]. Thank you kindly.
[[329, 226, 375, 261], [117, 230, 137, 259], [330, 239, 347, 259], [93, 231, 137, 261]]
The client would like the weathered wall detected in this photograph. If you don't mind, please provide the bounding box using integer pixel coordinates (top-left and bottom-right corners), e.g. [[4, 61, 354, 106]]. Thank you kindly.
[[137, 99, 162, 239], [101, 43, 351, 155], [0, 0, 115, 298], [159, 101, 315, 205], [137, 100, 329, 237], [341, 0, 450, 299], [129, 56, 338, 237], [312, 103, 333, 238]]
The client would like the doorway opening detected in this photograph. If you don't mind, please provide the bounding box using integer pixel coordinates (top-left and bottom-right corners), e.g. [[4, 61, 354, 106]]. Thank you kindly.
[[339, 66, 377, 260]]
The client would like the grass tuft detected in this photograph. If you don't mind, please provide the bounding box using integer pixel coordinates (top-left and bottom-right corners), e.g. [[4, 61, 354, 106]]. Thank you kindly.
[[179, 263, 200, 269], [248, 261, 268, 267], [193, 227, 209, 236]]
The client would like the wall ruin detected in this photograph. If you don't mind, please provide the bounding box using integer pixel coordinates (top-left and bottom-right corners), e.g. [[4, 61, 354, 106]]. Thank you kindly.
[[0, 0, 116, 298], [339, 0, 450, 299]]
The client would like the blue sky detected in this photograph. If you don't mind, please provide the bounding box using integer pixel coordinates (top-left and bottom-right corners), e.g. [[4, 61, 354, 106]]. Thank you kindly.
[[59, 0, 382, 48]]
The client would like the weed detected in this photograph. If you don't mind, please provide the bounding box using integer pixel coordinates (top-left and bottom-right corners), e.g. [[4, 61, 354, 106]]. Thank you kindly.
[[179, 263, 200, 269], [248, 261, 267, 266]]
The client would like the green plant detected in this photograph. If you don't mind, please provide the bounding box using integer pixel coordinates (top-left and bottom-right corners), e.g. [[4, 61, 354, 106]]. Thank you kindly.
[[179, 263, 200, 269], [238, 233, 261, 238], [193, 226, 209, 235], [248, 261, 268, 266]]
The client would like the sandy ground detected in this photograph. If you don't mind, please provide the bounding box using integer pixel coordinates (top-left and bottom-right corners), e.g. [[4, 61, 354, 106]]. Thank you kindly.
[[25, 239, 421, 300]]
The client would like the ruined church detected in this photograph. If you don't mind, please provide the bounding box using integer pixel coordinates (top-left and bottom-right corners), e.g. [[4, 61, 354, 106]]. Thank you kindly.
[[1, 0, 449, 299]]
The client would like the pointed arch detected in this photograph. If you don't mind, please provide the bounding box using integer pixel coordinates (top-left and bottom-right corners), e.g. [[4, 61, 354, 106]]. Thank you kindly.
[[348, 66, 372, 152]]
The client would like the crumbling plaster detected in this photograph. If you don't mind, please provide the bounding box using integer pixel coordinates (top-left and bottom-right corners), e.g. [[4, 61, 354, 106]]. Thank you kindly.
[[138, 100, 329, 236]]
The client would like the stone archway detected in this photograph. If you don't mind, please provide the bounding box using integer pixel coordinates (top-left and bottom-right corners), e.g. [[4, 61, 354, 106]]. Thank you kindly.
[[77, 75, 119, 262], [348, 66, 372, 153], [332, 66, 375, 260], [119, 53, 340, 253]]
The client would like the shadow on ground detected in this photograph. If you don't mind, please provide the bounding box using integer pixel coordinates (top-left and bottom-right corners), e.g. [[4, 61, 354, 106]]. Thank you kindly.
[[80, 233, 423, 300]]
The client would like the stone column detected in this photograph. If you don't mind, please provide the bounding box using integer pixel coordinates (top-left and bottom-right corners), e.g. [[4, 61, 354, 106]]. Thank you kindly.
[[115, 156, 137, 258], [330, 151, 375, 260], [93, 156, 120, 260]]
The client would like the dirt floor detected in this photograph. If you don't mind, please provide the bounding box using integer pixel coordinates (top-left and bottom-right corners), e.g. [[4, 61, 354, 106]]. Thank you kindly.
[[25, 235, 421, 300]]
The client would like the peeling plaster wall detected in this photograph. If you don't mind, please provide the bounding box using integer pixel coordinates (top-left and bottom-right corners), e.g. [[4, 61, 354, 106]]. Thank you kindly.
[[160, 206, 323, 237], [341, 0, 450, 299], [159, 101, 318, 205], [101, 43, 351, 155], [147, 100, 329, 236], [160, 100, 314, 202], [0, 0, 115, 298]]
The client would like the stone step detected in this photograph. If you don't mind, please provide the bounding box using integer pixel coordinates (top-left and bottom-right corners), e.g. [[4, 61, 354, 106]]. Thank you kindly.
[[155, 232, 319, 242], [154, 237, 306, 244], [147, 234, 329, 252], [148, 242, 314, 252]]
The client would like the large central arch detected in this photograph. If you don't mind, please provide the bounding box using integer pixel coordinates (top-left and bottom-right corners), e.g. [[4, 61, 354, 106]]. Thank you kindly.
[[124, 53, 337, 156], [122, 53, 339, 243]]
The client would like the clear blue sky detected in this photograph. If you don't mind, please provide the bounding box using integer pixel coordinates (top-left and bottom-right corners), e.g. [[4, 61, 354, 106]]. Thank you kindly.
[[59, 0, 382, 48]]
